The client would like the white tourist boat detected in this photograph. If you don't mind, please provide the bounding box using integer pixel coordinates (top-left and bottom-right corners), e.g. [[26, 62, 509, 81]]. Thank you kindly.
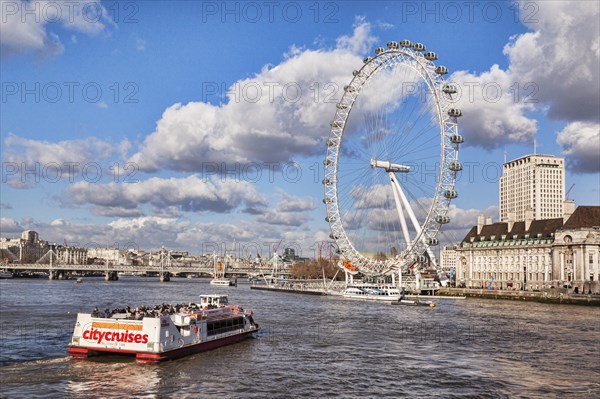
[[342, 284, 401, 302], [68, 294, 259, 362], [209, 278, 235, 286]]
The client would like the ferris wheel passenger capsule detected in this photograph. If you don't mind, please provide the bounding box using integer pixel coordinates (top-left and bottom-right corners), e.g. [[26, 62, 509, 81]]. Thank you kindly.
[[426, 238, 439, 246], [387, 41, 399, 50], [435, 215, 450, 224], [414, 254, 427, 263], [412, 43, 425, 52], [450, 134, 464, 144], [444, 190, 458, 199], [399, 39, 412, 47], [329, 233, 339, 240], [449, 161, 463, 171], [322, 178, 334, 186], [375, 47, 386, 55], [330, 121, 344, 128], [323, 197, 333, 204], [363, 57, 372, 63], [325, 216, 336, 223], [344, 85, 356, 92], [448, 108, 462, 117], [435, 66, 448, 75], [442, 84, 457, 94], [424, 51, 437, 61]]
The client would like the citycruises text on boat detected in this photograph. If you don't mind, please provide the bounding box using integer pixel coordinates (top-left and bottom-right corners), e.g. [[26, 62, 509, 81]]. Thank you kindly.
[[68, 294, 259, 362]]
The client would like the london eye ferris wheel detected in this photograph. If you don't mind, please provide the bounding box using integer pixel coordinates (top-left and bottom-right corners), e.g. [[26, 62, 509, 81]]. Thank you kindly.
[[323, 40, 464, 282]]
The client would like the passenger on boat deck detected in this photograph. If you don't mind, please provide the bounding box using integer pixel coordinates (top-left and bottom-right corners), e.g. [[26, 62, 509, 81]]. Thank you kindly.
[[93, 301, 231, 319]]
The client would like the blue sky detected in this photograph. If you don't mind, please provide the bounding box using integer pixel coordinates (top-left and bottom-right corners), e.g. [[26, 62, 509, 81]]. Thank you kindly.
[[1, 0, 599, 258]]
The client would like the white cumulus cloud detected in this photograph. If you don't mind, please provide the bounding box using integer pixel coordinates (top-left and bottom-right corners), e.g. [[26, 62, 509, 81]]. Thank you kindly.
[[2, 134, 118, 188], [66, 175, 269, 215], [0, 0, 115, 60], [556, 121, 600, 173], [450, 0, 599, 154], [128, 21, 377, 173]]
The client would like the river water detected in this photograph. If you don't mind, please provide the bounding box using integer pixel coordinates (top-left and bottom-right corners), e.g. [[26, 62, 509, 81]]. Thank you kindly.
[[0, 277, 599, 398]]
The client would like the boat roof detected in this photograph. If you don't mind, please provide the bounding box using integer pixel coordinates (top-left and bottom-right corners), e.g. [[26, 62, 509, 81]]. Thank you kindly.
[[199, 294, 228, 298]]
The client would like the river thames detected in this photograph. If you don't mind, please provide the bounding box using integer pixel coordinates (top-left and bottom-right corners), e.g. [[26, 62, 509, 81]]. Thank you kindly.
[[1, 277, 599, 398]]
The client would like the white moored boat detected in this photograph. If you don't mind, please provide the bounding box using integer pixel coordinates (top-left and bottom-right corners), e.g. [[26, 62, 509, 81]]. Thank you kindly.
[[342, 284, 400, 302], [209, 278, 235, 286], [68, 294, 259, 363]]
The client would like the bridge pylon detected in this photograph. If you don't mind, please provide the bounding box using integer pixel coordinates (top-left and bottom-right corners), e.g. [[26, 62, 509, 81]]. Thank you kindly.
[[104, 271, 119, 281]]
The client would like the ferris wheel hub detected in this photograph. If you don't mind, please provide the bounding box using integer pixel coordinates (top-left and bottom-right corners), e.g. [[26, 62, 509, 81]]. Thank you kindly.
[[370, 159, 411, 173]]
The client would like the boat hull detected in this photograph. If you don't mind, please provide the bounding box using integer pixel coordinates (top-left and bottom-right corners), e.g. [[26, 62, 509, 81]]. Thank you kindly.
[[342, 285, 401, 302], [391, 300, 436, 307], [68, 328, 259, 363], [342, 294, 400, 302]]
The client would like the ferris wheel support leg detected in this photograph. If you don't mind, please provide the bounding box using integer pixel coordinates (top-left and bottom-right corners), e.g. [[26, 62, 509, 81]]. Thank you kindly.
[[344, 269, 354, 285], [395, 181, 422, 236], [396, 182, 438, 269], [415, 270, 421, 291], [399, 268, 403, 290], [389, 172, 411, 245]]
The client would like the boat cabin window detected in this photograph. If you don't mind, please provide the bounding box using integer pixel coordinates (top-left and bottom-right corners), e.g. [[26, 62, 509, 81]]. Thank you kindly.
[[206, 317, 244, 336]]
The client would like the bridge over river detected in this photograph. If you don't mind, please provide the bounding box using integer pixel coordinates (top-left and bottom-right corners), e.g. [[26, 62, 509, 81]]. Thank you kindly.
[[2, 263, 287, 282]]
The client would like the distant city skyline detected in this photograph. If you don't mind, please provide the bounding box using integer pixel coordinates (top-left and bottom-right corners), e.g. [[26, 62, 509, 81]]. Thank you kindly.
[[1, 1, 599, 256]]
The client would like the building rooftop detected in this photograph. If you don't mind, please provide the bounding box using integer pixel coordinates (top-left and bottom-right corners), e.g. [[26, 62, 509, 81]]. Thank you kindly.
[[503, 153, 564, 166], [462, 218, 563, 243], [561, 206, 600, 229], [462, 206, 600, 243]]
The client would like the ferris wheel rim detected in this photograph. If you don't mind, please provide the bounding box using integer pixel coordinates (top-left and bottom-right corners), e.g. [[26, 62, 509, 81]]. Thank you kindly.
[[323, 41, 461, 276]]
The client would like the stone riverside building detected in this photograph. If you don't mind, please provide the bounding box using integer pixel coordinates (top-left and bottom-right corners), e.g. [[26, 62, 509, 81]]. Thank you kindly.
[[0, 230, 49, 263], [455, 204, 600, 294], [0, 230, 87, 265]]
